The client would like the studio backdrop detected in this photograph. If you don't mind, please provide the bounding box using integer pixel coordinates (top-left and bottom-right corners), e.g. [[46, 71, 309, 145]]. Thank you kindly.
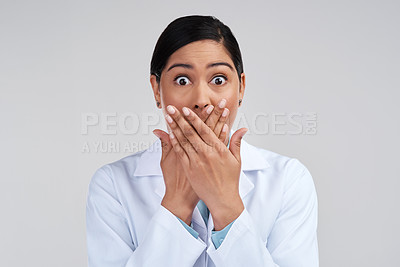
[[1, 0, 399, 266]]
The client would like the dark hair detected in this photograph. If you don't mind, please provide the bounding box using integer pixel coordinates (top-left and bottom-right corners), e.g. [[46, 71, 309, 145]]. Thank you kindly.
[[150, 15, 244, 83]]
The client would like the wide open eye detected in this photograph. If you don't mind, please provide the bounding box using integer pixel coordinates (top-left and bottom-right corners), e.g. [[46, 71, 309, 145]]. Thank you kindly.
[[174, 76, 191, 86], [211, 75, 227, 85]]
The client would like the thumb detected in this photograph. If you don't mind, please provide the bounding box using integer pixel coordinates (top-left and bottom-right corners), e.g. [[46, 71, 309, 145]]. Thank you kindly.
[[229, 128, 248, 162], [153, 129, 172, 160]]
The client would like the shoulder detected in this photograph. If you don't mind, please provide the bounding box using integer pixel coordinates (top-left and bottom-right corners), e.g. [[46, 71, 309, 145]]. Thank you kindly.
[[88, 145, 152, 191], [242, 139, 314, 192]]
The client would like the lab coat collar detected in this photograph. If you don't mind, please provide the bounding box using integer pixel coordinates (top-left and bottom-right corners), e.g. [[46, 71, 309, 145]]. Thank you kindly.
[[133, 130, 270, 202], [133, 130, 270, 177]]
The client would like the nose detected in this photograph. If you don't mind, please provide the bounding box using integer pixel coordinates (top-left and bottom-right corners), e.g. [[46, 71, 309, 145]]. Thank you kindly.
[[194, 103, 209, 109], [191, 82, 211, 113]]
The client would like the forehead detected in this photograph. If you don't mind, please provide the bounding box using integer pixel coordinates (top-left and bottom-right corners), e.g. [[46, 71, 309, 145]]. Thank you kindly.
[[165, 40, 233, 68]]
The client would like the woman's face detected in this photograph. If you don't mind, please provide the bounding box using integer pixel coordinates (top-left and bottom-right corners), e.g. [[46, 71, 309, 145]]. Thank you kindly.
[[151, 40, 245, 132]]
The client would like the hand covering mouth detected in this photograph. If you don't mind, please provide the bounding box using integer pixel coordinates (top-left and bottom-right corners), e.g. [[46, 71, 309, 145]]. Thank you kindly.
[[186, 111, 205, 134]]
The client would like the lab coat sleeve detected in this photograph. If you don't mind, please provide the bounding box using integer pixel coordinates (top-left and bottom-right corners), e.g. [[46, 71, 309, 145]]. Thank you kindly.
[[86, 166, 207, 267], [206, 160, 319, 267]]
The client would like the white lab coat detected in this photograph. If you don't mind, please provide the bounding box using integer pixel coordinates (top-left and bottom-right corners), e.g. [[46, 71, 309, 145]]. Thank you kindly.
[[86, 137, 319, 267]]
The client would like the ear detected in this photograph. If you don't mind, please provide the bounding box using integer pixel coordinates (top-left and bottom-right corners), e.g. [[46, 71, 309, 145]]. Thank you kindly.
[[239, 73, 246, 105], [150, 74, 162, 109]]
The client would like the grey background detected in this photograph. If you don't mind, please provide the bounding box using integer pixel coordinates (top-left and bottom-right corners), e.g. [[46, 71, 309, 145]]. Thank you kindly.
[[1, 0, 399, 266]]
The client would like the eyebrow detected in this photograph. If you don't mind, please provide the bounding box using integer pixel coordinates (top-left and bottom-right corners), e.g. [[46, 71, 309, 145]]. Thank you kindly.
[[166, 62, 234, 72]]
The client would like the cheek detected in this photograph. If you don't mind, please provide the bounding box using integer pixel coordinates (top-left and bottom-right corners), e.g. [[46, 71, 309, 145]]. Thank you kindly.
[[225, 102, 238, 128], [160, 95, 186, 116], [159, 84, 185, 109]]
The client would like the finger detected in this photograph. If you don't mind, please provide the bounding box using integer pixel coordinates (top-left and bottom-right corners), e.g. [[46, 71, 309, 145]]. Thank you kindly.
[[153, 129, 172, 161], [221, 116, 231, 146], [199, 104, 214, 122], [223, 123, 230, 146], [200, 104, 228, 145], [166, 105, 203, 155], [214, 107, 229, 140], [165, 113, 193, 157], [202, 104, 215, 122], [204, 98, 226, 131], [229, 128, 248, 162], [219, 124, 230, 146], [182, 106, 223, 149], [199, 104, 225, 143], [168, 130, 190, 166]]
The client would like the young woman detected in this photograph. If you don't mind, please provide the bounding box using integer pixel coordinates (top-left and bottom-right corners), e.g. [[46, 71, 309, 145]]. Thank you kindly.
[[86, 15, 319, 267]]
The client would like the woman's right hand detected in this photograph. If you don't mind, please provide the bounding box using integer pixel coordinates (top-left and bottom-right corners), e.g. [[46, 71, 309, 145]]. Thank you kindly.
[[153, 103, 231, 225]]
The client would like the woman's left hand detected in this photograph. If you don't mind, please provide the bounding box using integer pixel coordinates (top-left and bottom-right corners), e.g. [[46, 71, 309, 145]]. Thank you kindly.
[[165, 104, 248, 230]]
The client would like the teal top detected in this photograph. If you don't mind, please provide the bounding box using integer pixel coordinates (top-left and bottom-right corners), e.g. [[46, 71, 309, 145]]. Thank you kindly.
[[177, 200, 235, 249]]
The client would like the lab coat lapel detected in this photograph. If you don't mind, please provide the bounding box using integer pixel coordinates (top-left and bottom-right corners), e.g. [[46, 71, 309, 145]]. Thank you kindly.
[[206, 170, 256, 232]]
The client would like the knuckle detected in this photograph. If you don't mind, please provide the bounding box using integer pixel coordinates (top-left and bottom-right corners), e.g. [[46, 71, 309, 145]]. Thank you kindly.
[[172, 143, 180, 152], [177, 147, 185, 155], [212, 125, 221, 134], [233, 140, 241, 148], [191, 142, 200, 151], [214, 143, 224, 154], [205, 120, 213, 129], [174, 112, 183, 122], [183, 126, 194, 137], [199, 127, 208, 136], [187, 114, 196, 122], [161, 141, 168, 148], [180, 137, 189, 146], [169, 121, 177, 129], [198, 146, 207, 155]]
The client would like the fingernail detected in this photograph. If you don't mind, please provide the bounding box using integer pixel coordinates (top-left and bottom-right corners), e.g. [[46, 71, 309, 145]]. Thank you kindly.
[[222, 108, 229, 117], [182, 107, 190, 116], [222, 124, 228, 132], [169, 132, 175, 139], [206, 105, 214, 114], [218, 99, 226, 109], [167, 105, 175, 114], [165, 114, 173, 124]]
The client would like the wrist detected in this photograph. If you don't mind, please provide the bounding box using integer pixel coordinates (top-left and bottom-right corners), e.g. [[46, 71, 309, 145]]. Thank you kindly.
[[161, 195, 196, 225], [209, 196, 244, 231]]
